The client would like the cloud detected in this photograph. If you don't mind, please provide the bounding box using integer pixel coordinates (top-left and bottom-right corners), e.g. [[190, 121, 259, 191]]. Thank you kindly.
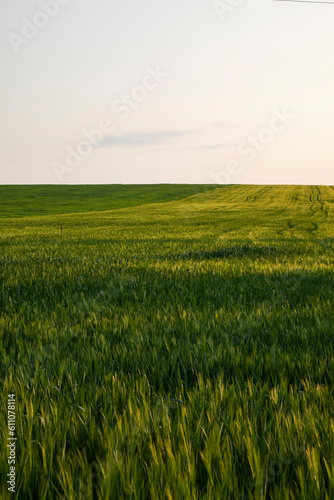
[[99, 124, 241, 150], [100, 130, 193, 148]]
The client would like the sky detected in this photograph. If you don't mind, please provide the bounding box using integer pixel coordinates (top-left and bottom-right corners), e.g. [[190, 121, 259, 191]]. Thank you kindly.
[[0, 0, 334, 185]]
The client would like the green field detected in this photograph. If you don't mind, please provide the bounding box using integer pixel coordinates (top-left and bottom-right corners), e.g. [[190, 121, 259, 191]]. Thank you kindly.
[[1, 184, 334, 499], [0, 184, 219, 218]]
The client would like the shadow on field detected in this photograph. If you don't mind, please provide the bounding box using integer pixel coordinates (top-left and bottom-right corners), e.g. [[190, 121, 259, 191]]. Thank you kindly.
[[3, 264, 333, 313], [173, 244, 279, 260], [2, 264, 334, 394]]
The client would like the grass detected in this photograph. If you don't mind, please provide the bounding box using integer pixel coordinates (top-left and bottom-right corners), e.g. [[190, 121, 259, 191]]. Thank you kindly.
[[1, 184, 334, 499], [0, 184, 219, 218]]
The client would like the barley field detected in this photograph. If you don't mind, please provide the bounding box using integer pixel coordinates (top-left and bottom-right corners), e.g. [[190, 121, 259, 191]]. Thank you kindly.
[[1, 184, 334, 499]]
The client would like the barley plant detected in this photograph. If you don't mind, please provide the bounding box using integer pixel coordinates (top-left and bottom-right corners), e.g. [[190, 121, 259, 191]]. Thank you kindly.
[[1, 185, 334, 499]]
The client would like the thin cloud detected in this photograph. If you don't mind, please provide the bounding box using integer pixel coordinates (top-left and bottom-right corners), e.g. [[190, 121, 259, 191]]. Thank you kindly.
[[100, 130, 193, 148], [100, 124, 241, 150]]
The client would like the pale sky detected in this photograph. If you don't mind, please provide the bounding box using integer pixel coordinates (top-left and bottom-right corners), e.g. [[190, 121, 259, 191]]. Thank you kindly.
[[1, 0, 334, 185]]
